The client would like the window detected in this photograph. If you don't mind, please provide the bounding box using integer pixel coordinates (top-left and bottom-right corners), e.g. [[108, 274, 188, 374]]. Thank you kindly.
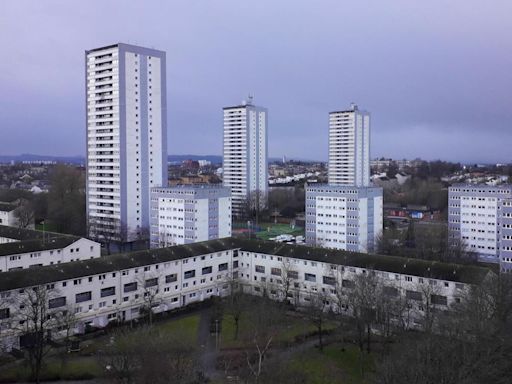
[[406, 290, 422, 301], [75, 291, 92, 303], [233, 260, 239, 268], [184, 270, 196, 279], [165, 274, 177, 283], [287, 271, 299, 279], [124, 282, 137, 293], [383, 286, 399, 297], [322, 276, 336, 286], [0, 308, 9, 319], [305, 273, 316, 282], [218, 263, 228, 271], [145, 278, 158, 288], [202, 266, 213, 275], [48, 296, 66, 309], [342, 279, 355, 289], [431, 294, 448, 306], [255, 265, 265, 273], [271, 267, 281, 276], [101, 286, 116, 297]]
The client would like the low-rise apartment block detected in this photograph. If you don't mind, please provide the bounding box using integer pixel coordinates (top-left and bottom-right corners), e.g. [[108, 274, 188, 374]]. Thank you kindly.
[[0, 225, 101, 272], [0, 238, 493, 351], [305, 184, 383, 252], [150, 185, 231, 248]]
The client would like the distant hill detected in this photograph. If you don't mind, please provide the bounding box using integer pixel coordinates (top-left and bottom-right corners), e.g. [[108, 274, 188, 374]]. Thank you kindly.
[[0, 154, 85, 165], [0, 153, 321, 165], [168, 155, 222, 164]]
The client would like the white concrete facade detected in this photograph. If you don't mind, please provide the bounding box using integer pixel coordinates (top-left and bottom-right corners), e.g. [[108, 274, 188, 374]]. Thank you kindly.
[[86, 43, 167, 242], [448, 184, 512, 263], [0, 239, 490, 351], [328, 104, 370, 187], [305, 184, 383, 253], [0, 209, 16, 228], [222, 99, 268, 216], [0, 238, 101, 273], [150, 185, 232, 247]]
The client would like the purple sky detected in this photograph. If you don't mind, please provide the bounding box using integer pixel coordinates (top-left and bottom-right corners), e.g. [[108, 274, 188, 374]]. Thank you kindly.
[[1, 0, 511, 163]]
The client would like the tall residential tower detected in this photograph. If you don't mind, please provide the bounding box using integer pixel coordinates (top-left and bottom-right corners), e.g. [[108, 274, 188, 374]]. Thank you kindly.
[[222, 98, 268, 216], [328, 103, 370, 187], [306, 103, 382, 253], [86, 43, 167, 242]]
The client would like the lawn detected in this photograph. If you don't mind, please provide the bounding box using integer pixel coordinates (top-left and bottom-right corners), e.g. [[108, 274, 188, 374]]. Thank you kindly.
[[255, 223, 304, 241], [220, 312, 337, 349], [154, 313, 200, 344], [290, 343, 374, 384], [0, 313, 201, 383], [0, 356, 102, 383]]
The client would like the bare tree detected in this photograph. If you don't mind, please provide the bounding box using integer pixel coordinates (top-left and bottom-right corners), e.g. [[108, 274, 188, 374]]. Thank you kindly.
[[16, 285, 58, 383], [241, 297, 285, 384], [14, 198, 35, 229], [275, 258, 299, 305], [304, 289, 329, 351], [223, 271, 247, 341], [137, 272, 161, 326]]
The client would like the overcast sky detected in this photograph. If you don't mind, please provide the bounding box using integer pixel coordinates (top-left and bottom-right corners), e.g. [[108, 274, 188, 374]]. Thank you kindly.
[[0, 0, 511, 163]]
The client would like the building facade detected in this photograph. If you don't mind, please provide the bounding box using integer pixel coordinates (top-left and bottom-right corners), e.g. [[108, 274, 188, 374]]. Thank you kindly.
[[0, 225, 100, 272], [0, 238, 493, 351], [448, 184, 512, 264], [0, 203, 17, 227], [86, 43, 168, 243], [305, 184, 383, 252], [150, 185, 232, 248], [222, 98, 268, 216], [328, 104, 370, 187]]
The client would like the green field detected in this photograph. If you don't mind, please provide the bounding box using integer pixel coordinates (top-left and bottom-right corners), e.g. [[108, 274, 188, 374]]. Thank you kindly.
[[290, 344, 374, 384], [0, 314, 201, 383], [254, 223, 304, 241]]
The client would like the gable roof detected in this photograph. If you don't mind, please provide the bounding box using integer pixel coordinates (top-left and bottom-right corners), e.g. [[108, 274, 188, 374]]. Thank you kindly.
[[0, 238, 494, 292]]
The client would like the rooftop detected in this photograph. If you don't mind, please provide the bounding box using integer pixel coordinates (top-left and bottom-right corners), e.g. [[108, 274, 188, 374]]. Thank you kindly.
[[0, 238, 494, 292], [0, 225, 80, 257]]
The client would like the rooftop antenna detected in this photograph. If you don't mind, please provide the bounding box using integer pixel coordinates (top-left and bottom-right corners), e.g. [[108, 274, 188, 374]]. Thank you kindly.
[[247, 93, 254, 106]]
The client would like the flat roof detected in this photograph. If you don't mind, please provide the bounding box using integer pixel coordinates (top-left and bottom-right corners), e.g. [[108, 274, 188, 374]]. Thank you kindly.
[[0, 238, 494, 291]]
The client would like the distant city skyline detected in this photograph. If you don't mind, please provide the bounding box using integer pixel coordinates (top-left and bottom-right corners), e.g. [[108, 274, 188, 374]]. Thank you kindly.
[[1, 1, 511, 163]]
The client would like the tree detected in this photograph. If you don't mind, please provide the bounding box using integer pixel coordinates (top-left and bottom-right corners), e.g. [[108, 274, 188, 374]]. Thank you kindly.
[[241, 297, 285, 384], [137, 272, 161, 326], [345, 271, 381, 379], [13, 198, 34, 229], [223, 271, 247, 341], [16, 285, 58, 383], [304, 289, 329, 351], [275, 259, 299, 305], [47, 165, 86, 236], [101, 327, 204, 384]]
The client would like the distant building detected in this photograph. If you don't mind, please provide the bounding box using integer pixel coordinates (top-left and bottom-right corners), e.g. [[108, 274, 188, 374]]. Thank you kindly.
[[0, 203, 18, 227], [448, 184, 512, 265], [328, 103, 370, 187], [222, 97, 268, 217], [305, 184, 383, 252], [150, 185, 231, 248], [85, 43, 168, 243]]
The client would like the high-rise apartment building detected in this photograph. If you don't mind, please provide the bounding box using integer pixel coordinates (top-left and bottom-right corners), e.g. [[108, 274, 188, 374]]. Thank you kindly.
[[150, 185, 232, 248], [448, 184, 512, 266], [222, 98, 268, 216], [86, 43, 167, 243], [307, 103, 381, 253], [328, 103, 370, 187]]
